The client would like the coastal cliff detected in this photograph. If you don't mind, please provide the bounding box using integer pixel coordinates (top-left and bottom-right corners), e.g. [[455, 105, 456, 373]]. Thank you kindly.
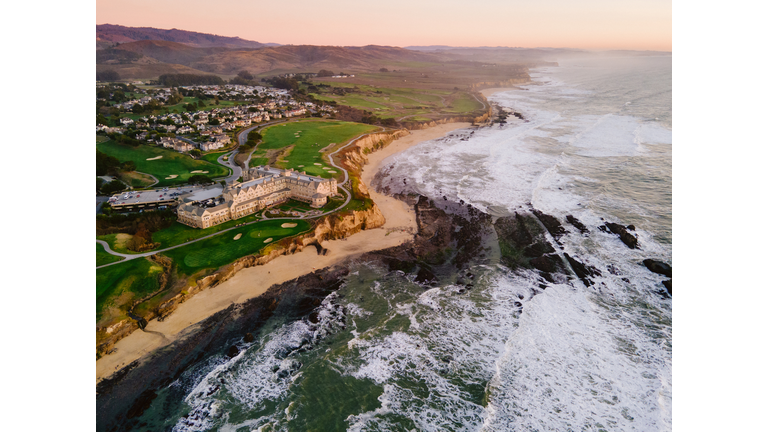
[[96, 129, 409, 358]]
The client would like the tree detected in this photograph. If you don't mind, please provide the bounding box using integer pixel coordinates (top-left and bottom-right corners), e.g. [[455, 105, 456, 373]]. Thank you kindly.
[[317, 69, 334, 77], [208, 118, 220, 125], [97, 113, 109, 125], [97, 70, 121, 82], [190, 149, 201, 157], [187, 174, 212, 184], [121, 161, 137, 171], [97, 150, 121, 175], [237, 70, 254, 80], [379, 68, 389, 72], [97, 177, 105, 192], [101, 180, 126, 194]]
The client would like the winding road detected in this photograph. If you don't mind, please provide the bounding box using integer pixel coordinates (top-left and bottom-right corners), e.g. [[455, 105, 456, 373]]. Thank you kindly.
[[96, 122, 390, 269]]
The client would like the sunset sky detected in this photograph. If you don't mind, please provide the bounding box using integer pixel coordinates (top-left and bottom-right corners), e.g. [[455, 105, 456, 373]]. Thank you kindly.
[[96, 0, 671, 51]]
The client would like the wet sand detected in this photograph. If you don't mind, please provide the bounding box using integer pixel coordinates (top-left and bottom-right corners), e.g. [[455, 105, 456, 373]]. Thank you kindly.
[[96, 122, 472, 382]]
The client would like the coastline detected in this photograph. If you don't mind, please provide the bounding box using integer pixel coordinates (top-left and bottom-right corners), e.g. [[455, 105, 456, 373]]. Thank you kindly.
[[480, 86, 521, 99], [96, 122, 472, 382]]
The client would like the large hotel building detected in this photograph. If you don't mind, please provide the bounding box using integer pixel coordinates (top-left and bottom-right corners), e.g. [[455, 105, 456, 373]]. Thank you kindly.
[[177, 166, 337, 229]]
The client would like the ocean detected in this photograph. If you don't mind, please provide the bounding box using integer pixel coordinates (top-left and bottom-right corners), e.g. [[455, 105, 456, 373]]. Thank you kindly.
[[128, 56, 672, 431]]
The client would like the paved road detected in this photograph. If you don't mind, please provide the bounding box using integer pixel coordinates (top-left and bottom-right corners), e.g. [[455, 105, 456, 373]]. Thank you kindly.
[[96, 196, 109, 214]]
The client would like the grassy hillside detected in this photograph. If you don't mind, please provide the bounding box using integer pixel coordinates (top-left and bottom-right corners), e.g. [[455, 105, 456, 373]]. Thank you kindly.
[[96, 257, 164, 322]]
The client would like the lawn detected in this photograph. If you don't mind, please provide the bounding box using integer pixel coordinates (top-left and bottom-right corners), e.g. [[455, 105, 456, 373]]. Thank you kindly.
[[97, 233, 134, 255], [200, 150, 230, 167], [97, 243, 124, 266], [161, 219, 311, 276], [150, 210, 267, 249], [117, 170, 156, 188], [256, 121, 378, 178], [96, 257, 164, 322], [97, 140, 230, 187]]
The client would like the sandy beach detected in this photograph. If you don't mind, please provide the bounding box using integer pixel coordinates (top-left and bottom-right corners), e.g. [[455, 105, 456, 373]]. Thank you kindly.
[[480, 87, 520, 99], [96, 122, 471, 382]]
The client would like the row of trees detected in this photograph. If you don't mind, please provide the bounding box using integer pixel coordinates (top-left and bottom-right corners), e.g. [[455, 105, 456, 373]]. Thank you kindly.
[[159, 74, 225, 87], [97, 150, 135, 176]]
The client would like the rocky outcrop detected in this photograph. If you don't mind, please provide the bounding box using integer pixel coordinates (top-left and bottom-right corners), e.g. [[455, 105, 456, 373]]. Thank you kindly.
[[599, 222, 639, 249], [566, 215, 589, 234], [643, 259, 672, 278]]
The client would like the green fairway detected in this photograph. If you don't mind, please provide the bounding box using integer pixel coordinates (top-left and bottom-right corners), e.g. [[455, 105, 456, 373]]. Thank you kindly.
[[97, 140, 230, 187], [161, 219, 311, 276], [97, 243, 124, 266], [256, 121, 378, 178], [150, 210, 268, 249], [96, 257, 164, 321], [200, 150, 230, 167]]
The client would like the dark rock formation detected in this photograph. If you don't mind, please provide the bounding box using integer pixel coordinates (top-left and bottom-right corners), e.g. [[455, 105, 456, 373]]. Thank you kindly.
[[532, 209, 568, 239], [415, 266, 438, 285], [662, 279, 672, 295], [601, 222, 639, 249], [643, 259, 672, 278], [566, 215, 589, 234], [244, 333, 255, 343], [530, 254, 563, 273], [226, 345, 240, 358], [564, 253, 601, 287]]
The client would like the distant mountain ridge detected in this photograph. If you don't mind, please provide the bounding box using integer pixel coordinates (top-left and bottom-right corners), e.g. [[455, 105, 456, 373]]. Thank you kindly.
[[96, 24, 279, 48]]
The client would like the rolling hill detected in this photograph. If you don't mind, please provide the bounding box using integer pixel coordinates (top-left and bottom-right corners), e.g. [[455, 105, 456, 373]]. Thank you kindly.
[[96, 24, 278, 48]]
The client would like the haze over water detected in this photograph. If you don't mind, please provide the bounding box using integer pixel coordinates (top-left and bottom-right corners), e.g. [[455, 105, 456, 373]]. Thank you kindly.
[[134, 56, 672, 431]]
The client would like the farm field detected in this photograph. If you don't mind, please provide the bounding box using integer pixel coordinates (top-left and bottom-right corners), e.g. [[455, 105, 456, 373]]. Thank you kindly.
[[97, 139, 230, 187], [308, 81, 485, 120], [251, 121, 378, 178], [160, 219, 311, 276]]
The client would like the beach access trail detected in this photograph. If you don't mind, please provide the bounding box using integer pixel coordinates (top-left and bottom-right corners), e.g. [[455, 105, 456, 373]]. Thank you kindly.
[[96, 122, 471, 382]]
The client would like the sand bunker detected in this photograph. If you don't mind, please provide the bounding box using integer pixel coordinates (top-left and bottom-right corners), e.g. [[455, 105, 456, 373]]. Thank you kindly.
[[297, 165, 304, 168], [314, 163, 322, 166], [323, 167, 331, 170], [281, 223, 297, 228], [165, 175, 178, 179], [263, 238, 273, 243], [190, 170, 209, 174], [327, 170, 337, 173], [233, 233, 242, 240], [146, 156, 163, 161]]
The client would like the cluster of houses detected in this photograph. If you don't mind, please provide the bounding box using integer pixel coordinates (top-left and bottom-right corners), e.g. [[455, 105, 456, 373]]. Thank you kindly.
[[97, 82, 340, 156]]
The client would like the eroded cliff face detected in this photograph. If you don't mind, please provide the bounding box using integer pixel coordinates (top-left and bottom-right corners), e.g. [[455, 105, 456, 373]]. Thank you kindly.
[[96, 204, 385, 357], [336, 129, 410, 175], [96, 130, 403, 358]]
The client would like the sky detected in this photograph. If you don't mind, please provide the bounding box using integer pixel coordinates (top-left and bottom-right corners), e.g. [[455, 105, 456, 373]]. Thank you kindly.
[[96, 0, 671, 51]]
